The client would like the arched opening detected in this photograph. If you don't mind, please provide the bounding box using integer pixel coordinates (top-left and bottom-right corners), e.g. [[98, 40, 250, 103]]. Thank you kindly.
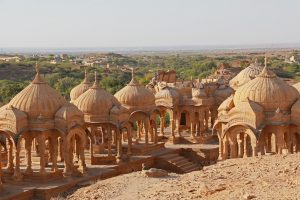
[[65, 128, 87, 175], [0, 130, 15, 176], [129, 111, 151, 145], [294, 132, 300, 152], [265, 132, 277, 153], [180, 113, 186, 126], [178, 110, 190, 135], [222, 125, 257, 159]]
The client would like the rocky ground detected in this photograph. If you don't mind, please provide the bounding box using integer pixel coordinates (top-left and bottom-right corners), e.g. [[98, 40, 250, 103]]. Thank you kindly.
[[54, 153, 300, 200]]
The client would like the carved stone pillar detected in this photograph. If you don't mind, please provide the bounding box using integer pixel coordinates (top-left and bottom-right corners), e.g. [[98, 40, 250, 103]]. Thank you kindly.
[[237, 139, 243, 158], [137, 121, 142, 140], [116, 129, 123, 163], [153, 123, 158, 144], [38, 135, 46, 176], [127, 126, 132, 156], [13, 145, 22, 182], [7, 139, 14, 173], [223, 140, 229, 160], [150, 121, 154, 143], [170, 118, 175, 139], [205, 110, 209, 132], [79, 137, 87, 174], [0, 144, 3, 190], [25, 137, 33, 174], [243, 134, 248, 158], [51, 137, 59, 172], [190, 122, 194, 137], [160, 110, 165, 136], [63, 141, 72, 176], [145, 121, 149, 145], [218, 137, 223, 160], [175, 116, 180, 137], [252, 144, 257, 157], [108, 128, 112, 157]]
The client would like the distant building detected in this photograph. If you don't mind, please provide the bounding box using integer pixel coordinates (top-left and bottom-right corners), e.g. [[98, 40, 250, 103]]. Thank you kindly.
[[0, 56, 20, 62], [50, 56, 63, 64]]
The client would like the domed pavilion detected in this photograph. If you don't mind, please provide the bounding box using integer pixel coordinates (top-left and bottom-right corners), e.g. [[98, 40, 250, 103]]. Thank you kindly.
[[73, 71, 131, 163], [0, 63, 87, 185], [229, 59, 263, 90], [114, 67, 159, 145], [214, 57, 300, 160]]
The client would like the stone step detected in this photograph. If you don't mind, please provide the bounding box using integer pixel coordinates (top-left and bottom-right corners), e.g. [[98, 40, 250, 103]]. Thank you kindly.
[[173, 159, 190, 166], [184, 166, 200, 173], [159, 153, 200, 174], [181, 164, 199, 172], [177, 161, 194, 168], [168, 156, 186, 163], [160, 153, 179, 159]]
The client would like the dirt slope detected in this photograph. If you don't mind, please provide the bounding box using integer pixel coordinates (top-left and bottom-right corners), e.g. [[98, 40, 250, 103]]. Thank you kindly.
[[56, 153, 300, 200]]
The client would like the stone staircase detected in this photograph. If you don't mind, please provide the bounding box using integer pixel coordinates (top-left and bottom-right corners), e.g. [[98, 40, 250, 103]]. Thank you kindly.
[[158, 153, 201, 174]]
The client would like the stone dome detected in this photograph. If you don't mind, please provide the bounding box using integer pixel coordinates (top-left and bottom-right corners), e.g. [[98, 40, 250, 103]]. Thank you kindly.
[[155, 83, 180, 100], [156, 87, 179, 99], [8, 66, 67, 119], [74, 72, 120, 118], [114, 70, 155, 107], [229, 59, 263, 90], [70, 69, 91, 102], [233, 66, 299, 112], [214, 85, 233, 105]]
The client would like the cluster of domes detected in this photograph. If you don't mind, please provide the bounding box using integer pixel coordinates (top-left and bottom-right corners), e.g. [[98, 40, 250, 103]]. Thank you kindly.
[[229, 59, 263, 90]]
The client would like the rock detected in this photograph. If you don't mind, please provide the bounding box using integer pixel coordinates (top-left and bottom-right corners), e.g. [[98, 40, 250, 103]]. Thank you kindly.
[[243, 193, 256, 199], [282, 149, 289, 156], [142, 168, 169, 177]]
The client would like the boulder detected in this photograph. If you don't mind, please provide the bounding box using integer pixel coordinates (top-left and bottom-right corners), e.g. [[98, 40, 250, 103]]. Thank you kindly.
[[142, 168, 168, 178]]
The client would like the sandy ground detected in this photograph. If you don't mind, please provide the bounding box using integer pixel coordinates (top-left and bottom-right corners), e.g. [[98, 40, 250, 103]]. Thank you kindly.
[[55, 153, 300, 200]]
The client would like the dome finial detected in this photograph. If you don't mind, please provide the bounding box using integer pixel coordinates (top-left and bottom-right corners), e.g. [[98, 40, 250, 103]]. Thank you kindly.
[[32, 62, 44, 83], [128, 66, 139, 86], [85, 67, 88, 79], [82, 66, 89, 83], [35, 61, 40, 74], [264, 55, 267, 68], [258, 55, 276, 78], [92, 70, 100, 88], [94, 70, 98, 83], [131, 67, 135, 80]]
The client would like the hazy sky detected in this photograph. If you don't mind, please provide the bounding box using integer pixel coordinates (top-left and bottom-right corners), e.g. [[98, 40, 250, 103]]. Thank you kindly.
[[0, 0, 300, 48]]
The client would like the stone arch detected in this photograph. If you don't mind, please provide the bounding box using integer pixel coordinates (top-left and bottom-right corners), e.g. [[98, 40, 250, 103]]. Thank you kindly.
[[179, 110, 189, 126], [0, 130, 15, 175], [288, 125, 300, 153], [222, 125, 257, 159], [129, 111, 152, 144], [65, 126, 87, 175], [129, 110, 149, 122], [259, 125, 280, 155]]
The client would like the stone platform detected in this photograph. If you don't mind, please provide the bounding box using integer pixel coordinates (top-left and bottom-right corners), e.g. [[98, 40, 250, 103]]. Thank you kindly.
[[0, 155, 155, 200], [0, 142, 219, 200]]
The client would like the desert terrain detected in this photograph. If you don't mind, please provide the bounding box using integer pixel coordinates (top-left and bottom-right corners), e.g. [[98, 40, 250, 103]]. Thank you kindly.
[[55, 153, 300, 200]]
